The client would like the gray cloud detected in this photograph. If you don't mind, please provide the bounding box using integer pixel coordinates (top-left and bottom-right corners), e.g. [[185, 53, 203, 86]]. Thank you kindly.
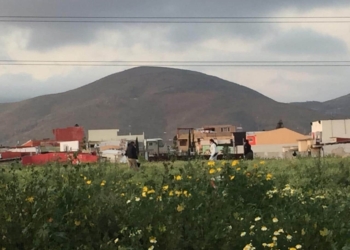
[[1, 0, 349, 51], [265, 29, 348, 55]]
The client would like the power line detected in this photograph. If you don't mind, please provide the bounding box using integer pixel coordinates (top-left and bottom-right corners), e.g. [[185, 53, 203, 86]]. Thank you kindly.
[[1, 60, 350, 63], [1, 15, 350, 19], [1, 20, 350, 24], [1, 63, 350, 67]]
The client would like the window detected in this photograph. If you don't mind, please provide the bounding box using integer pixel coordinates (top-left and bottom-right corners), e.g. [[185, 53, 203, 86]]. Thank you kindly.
[[221, 127, 230, 132], [179, 140, 187, 146]]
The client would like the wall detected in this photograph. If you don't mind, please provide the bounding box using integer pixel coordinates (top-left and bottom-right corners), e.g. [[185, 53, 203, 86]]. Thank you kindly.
[[88, 129, 119, 142], [253, 144, 299, 158], [322, 143, 350, 157], [312, 120, 350, 144], [59, 141, 79, 152], [8, 147, 37, 153], [255, 128, 309, 145], [22, 153, 98, 165], [53, 127, 84, 142]]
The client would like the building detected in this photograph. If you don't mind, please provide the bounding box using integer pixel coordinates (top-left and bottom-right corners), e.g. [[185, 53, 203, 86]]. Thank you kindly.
[[53, 126, 84, 143], [311, 119, 350, 144], [59, 141, 80, 152], [238, 128, 310, 158], [88, 129, 120, 146], [176, 125, 236, 154]]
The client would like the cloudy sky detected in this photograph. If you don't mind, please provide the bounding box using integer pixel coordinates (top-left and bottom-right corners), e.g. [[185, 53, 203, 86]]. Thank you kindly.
[[0, 0, 350, 103]]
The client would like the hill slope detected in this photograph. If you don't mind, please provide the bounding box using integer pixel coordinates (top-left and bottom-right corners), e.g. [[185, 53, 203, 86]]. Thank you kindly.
[[0, 66, 330, 145]]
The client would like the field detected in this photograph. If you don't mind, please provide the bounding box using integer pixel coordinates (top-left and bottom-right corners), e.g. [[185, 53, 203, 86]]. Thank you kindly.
[[0, 158, 349, 250]]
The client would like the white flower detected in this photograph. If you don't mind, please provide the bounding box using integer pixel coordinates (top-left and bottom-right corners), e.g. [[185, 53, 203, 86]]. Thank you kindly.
[[135, 197, 140, 201], [148, 246, 154, 250], [240, 232, 246, 237], [261, 226, 267, 231], [126, 200, 131, 204], [254, 217, 261, 221], [296, 244, 302, 249], [250, 225, 255, 230], [287, 234, 292, 241], [114, 238, 119, 243], [272, 217, 278, 223], [278, 228, 284, 233], [273, 231, 280, 236], [272, 236, 277, 241]]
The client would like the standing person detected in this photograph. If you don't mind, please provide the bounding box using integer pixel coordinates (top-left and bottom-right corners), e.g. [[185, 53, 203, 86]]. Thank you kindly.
[[125, 141, 138, 170], [244, 139, 253, 160], [209, 139, 218, 161]]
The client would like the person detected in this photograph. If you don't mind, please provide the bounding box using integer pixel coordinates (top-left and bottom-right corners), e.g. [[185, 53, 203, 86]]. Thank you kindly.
[[244, 139, 253, 160], [125, 141, 138, 170], [209, 139, 218, 161]]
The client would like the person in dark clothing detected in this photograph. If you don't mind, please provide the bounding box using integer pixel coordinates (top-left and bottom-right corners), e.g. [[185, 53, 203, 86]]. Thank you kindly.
[[125, 141, 138, 169], [244, 140, 254, 160]]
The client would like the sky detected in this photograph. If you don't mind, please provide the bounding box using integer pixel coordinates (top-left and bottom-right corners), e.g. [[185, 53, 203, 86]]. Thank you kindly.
[[1, 0, 350, 103]]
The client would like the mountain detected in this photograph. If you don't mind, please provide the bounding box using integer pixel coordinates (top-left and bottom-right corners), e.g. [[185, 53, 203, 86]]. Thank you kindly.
[[291, 94, 350, 117], [0, 66, 332, 145]]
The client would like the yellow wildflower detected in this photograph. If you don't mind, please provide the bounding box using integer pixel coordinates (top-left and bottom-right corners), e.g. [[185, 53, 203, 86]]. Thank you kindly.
[[177, 204, 185, 212], [217, 167, 222, 172], [142, 192, 147, 197], [26, 196, 34, 203], [236, 167, 241, 171], [100, 180, 106, 186], [289, 248, 296, 250], [267, 243, 275, 248], [74, 220, 81, 226], [229, 175, 235, 180], [162, 185, 169, 191], [175, 175, 182, 181], [253, 164, 258, 168], [209, 168, 216, 174], [175, 190, 182, 196], [83, 176, 87, 180], [231, 160, 239, 166], [183, 190, 189, 197], [266, 173, 273, 181], [319, 228, 329, 237], [187, 175, 192, 179], [149, 236, 157, 244], [86, 180, 92, 185], [169, 190, 174, 196], [142, 186, 148, 192], [121, 193, 125, 196], [272, 217, 278, 223], [260, 160, 265, 165], [147, 189, 155, 194], [156, 196, 162, 201], [208, 161, 215, 166], [221, 161, 227, 165]]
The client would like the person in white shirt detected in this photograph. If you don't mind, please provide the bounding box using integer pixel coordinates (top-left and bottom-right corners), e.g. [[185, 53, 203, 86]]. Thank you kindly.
[[209, 139, 218, 161]]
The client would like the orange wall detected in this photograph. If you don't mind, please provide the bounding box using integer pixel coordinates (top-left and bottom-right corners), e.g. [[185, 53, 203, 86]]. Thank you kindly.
[[255, 128, 309, 145]]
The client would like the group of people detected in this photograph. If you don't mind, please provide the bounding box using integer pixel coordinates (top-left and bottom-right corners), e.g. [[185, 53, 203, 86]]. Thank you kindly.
[[209, 138, 253, 160]]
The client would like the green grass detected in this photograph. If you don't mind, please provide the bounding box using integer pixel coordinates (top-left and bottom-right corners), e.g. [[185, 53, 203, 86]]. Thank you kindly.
[[0, 158, 349, 249]]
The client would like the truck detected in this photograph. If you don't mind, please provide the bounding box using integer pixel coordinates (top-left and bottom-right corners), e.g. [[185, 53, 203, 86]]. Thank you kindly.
[[144, 138, 169, 161]]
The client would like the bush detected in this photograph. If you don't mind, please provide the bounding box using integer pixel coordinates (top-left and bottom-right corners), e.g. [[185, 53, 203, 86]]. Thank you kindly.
[[0, 159, 349, 249]]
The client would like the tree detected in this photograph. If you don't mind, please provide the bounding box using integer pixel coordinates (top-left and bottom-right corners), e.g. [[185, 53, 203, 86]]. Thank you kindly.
[[172, 135, 178, 150], [135, 137, 140, 156], [276, 119, 284, 129]]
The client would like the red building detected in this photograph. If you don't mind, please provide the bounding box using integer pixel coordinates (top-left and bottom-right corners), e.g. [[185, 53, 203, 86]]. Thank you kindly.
[[52, 126, 84, 143]]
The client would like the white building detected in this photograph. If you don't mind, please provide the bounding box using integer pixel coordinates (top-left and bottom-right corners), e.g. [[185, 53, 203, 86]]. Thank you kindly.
[[311, 119, 350, 144], [59, 141, 79, 152]]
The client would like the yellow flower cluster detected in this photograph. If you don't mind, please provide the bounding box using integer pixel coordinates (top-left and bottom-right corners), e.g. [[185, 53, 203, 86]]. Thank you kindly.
[[100, 180, 106, 186]]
